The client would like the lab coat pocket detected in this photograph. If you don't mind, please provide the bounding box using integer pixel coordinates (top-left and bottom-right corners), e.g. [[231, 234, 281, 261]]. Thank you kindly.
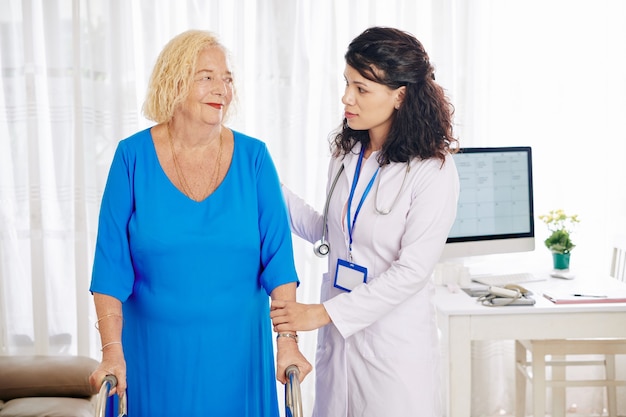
[[359, 312, 423, 360], [356, 323, 396, 359]]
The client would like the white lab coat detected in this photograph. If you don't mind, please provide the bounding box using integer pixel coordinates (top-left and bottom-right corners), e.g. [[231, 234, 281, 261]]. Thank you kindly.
[[283, 143, 459, 417]]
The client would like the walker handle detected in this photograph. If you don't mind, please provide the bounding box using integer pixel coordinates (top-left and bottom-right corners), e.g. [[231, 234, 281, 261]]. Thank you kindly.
[[94, 374, 127, 417], [285, 365, 303, 417]]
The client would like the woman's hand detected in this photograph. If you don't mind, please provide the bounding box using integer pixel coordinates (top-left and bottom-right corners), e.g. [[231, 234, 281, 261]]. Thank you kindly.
[[275, 336, 312, 384], [268, 284, 315, 383], [270, 301, 331, 332], [89, 345, 127, 397]]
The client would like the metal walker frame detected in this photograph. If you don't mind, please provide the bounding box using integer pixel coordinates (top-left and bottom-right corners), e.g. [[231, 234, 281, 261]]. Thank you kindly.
[[95, 366, 302, 417]]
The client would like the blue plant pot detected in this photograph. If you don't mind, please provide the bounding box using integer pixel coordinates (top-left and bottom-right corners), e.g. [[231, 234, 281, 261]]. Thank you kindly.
[[552, 252, 571, 270]]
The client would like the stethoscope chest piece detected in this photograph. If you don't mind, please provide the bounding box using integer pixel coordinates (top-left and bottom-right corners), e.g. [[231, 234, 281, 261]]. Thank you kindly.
[[313, 240, 330, 258]]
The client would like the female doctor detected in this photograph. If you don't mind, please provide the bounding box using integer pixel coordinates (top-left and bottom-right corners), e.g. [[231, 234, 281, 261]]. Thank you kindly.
[[271, 27, 460, 416]]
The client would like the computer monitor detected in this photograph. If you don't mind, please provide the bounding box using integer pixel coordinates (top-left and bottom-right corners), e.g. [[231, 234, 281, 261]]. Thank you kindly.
[[440, 146, 535, 260]]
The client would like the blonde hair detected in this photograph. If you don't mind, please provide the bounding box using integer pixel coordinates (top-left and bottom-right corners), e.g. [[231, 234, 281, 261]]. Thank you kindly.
[[142, 30, 235, 123]]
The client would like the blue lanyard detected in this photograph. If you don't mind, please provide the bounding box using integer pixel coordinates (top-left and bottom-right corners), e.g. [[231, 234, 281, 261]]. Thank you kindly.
[[346, 148, 380, 256]]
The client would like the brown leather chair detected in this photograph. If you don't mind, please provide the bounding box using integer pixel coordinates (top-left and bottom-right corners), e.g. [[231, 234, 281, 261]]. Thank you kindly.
[[0, 355, 98, 417]]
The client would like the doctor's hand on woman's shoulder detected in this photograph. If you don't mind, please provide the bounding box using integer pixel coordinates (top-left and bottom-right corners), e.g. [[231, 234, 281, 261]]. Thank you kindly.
[[270, 300, 331, 332]]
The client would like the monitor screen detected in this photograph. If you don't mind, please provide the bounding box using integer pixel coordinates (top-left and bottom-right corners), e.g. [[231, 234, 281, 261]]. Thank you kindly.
[[440, 146, 535, 260]]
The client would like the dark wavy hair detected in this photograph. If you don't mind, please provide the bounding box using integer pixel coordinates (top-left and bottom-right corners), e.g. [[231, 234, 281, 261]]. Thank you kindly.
[[332, 27, 459, 165]]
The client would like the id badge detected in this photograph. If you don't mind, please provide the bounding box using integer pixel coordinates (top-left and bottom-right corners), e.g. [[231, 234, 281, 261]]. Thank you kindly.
[[334, 259, 367, 292]]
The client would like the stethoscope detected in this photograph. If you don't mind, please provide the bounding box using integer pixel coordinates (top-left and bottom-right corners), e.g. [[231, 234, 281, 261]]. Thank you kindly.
[[313, 161, 410, 258]]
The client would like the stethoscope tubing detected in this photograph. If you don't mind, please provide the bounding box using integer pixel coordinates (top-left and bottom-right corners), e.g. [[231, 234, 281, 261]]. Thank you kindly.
[[314, 165, 344, 257], [314, 160, 409, 257]]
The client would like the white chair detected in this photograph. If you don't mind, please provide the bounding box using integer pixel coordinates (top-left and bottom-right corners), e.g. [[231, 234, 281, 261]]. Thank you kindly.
[[515, 237, 626, 417], [611, 236, 626, 281]]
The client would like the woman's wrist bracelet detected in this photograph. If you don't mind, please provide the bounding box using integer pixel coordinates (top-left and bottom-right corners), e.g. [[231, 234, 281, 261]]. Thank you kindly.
[[95, 313, 123, 330], [276, 332, 298, 343], [101, 341, 122, 351]]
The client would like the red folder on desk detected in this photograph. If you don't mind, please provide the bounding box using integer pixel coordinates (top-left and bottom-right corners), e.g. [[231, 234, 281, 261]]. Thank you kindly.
[[543, 290, 626, 304]]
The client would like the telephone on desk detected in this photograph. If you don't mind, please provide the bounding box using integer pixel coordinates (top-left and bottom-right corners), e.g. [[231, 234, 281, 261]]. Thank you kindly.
[[473, 284, 536, 306]]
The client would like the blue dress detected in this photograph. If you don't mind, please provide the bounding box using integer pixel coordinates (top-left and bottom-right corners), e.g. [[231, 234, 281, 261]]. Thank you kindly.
[[90, 128, 298, 417]]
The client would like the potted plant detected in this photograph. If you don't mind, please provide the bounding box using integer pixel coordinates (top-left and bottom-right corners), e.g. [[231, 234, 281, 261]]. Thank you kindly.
[[538, 209, 580, 270]]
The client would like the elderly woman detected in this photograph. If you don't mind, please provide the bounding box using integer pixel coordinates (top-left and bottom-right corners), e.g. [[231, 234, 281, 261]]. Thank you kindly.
[[89, 29, 311, 416]]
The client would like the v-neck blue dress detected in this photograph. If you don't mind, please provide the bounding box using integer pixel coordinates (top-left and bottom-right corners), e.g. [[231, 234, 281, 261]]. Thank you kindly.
[[90, 128, 298, 417]]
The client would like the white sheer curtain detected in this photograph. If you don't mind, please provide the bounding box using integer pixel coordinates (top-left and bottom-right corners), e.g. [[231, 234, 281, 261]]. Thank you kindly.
[[1, 0, 625, 416]]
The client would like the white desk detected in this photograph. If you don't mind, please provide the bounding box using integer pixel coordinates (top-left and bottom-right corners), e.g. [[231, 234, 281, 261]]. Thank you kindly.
[[434, 274, 626, 417]]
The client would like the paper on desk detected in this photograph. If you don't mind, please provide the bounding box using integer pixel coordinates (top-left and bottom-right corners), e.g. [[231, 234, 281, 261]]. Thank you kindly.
[[543, 290, 626, 304]]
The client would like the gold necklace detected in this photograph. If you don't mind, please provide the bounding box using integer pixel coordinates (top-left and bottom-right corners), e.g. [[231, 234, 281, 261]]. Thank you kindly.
[[167, 124, 223, 202]]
